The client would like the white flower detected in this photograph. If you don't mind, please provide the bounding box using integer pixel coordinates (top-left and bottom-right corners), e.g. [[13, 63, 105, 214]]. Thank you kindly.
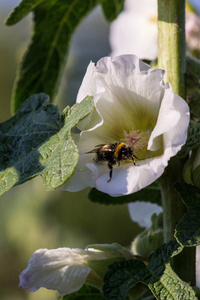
[[19, 244, 130, 296], [109, 0, 158, 60], [128, 201, 162, 228], [19, 248, 96, 296], [109, 0, 200, 60], [61, 55, 189, 196]]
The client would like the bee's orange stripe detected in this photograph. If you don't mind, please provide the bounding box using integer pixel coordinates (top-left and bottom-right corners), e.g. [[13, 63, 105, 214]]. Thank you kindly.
[[114, 142, 125, 158]]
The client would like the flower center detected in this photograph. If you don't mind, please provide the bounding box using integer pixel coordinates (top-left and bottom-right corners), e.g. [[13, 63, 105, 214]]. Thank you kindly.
[[122, 129, 163, 161]]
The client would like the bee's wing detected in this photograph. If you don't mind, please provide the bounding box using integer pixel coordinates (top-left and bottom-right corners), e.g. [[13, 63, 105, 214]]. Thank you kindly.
[[86, 149, 98, 154], [95, 144, 106, 147], [86, 144, 109, 154]]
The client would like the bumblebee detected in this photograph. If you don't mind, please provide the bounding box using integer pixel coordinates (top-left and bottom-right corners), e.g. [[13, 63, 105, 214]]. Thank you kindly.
[[87, 142, 138, 182]]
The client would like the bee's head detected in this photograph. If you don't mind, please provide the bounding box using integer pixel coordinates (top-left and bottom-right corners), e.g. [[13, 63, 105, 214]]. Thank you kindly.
[[120, 145, 133, 159]]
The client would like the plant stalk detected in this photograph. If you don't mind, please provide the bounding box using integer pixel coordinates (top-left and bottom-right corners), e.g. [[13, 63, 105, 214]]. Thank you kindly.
[[158, 162, 196, 285], [158, 0, 186, 98], [157, 0, 195, 285]]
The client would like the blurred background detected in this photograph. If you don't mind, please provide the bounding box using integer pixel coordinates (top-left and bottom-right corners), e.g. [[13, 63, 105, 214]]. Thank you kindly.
[[0, 1, 143, 299]]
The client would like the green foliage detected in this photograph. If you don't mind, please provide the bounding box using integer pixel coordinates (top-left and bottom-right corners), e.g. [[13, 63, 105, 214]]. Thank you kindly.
[[100, 0, 125, 21], [148, 264, 197, 300], [103, 259, 147, 299], [193, 287, 200, 299], [186, 56, 200, 89], [62, 284, 104, 300], [0, 94, 94, 196], [103, 240, 198, 300], [5, 0, 43, 23], [174, 182, 200, 246], [88, 182, 161, 205], [5, 0, 98, 113], [192, 163, 200, 188], [178, 122, 200, 157]]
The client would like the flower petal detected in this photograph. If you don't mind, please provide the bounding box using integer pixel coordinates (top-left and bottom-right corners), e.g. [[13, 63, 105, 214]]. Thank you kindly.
[[128, 201, 162, 228], [148, 83, 189, 152], [19, 248, 91, 296]]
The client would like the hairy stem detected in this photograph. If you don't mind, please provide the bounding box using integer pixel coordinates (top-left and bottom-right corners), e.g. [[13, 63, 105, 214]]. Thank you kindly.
[[157, 0, 195, 285], [158, 0, 186, 97]]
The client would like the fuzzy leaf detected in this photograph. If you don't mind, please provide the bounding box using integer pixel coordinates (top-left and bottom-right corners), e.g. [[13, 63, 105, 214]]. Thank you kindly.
[[146, 240, 182, 277], [178, 122, 200, 157], [0, 94, 94, 196], [5, 0, 98, 113], [148, 264, 197, 300], [62, 284, 104, 300], [103, 259, 147, 300], [174, 182, 200, 246], [100, 0, 125, 21], [88, 182, 161, 205], [103, 241, 185, 300]]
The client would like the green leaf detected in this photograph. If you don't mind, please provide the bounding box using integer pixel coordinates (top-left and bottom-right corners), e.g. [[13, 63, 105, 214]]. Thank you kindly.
[[103, 241, 187, 300], [146, 240, 182, 277], [174, 182, 200, 246], [5, 0, 43, 24], [192, 164, 200, 187], [62, 284, 104, 300], [178, 122, 200, 157], [148, 264, 197, 300], [5, 0, 98, 113], [103, 259, 147, 300], [0, 94, 94, 196], [88, 182, 162, 205], [100, 0, 125, 21], [193, 287, 200, 299]]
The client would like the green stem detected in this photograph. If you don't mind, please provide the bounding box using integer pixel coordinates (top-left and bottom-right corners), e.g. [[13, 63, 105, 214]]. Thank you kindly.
[[158, 0, 186, 239], [158, 0, 186, 97], [158, 160, 195, 285], [157, 0, 195, 285], [158, 156, 187, 243], [158, 160, 186, 243]]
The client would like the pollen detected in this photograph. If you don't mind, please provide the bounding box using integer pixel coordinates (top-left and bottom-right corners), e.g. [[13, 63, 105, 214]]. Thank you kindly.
[[122, 130, 148, 150]]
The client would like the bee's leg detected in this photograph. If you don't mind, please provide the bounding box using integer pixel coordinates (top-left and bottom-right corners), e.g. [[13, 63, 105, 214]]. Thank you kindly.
[[107, 162, 113, 182], [132, 154, 139, 165], [93, 157, 99, 163]]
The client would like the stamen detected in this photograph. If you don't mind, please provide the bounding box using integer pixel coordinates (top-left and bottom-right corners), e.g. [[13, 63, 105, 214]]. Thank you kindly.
[[122, 130, 148, 150]]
